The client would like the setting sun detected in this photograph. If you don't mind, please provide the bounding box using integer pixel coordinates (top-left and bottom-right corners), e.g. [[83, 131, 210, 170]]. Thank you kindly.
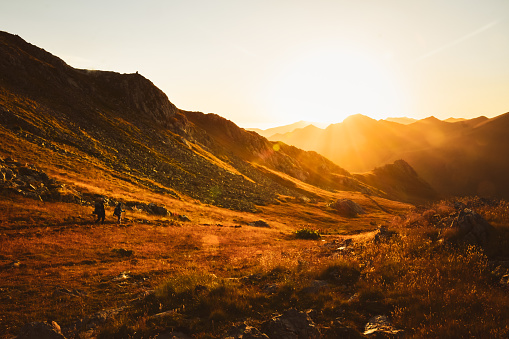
[[3, 0, 509, 336], [267, 49, 404, 124]]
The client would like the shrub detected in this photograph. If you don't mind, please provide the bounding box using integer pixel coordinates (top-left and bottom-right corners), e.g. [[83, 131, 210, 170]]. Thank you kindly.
[[295, 228, 321, 240]]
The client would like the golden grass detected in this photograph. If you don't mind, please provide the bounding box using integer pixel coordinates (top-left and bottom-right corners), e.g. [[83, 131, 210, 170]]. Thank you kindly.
[[2, 195, 509, 338]]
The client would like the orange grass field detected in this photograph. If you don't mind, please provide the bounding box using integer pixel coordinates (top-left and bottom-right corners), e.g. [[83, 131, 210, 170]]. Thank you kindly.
[[2, 135, 509, 338]]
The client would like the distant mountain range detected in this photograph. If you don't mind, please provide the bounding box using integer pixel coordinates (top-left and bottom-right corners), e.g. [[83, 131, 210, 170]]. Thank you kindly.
[[266, 112, 509, 199], [0, 31, 437, 207], [247, 120, 330, 139]]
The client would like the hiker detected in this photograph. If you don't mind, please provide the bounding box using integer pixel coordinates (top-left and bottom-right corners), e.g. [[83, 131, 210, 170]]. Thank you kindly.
[[93, 199, 106, 223], [113, 202, 125, 224]]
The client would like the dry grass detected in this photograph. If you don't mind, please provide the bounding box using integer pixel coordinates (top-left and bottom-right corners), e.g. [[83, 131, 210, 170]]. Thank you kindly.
[[2, 130, 508, 337]]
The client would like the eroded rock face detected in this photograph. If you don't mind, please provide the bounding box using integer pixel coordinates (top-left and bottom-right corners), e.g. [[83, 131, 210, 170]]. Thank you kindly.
[[450, 208, 494, 247], [260, 309, 321, 339]]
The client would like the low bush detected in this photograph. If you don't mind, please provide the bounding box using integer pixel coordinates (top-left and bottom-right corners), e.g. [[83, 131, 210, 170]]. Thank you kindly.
[[295, 228, 321, 240]]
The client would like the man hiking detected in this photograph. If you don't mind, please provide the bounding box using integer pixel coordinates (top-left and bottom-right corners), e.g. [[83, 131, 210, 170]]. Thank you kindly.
[[93, 198, 106, 223], [113, 202, 125, 224]]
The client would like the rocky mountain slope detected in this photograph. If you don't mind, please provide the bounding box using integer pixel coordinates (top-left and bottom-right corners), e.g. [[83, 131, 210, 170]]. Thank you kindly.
[[0, 31, 436, 208]]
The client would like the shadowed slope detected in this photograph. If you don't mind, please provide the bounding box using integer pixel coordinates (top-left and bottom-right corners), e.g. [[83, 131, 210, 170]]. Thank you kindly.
[[1, 31, 412, 209]]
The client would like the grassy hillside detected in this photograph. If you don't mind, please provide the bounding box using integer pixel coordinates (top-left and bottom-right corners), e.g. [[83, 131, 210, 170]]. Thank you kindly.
[[5, 31, 507, 338], [2, 187, 509, 337]]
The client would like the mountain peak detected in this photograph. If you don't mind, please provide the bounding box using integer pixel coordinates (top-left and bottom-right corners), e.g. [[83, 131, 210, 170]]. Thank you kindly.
[[342, 114, 376, 125]]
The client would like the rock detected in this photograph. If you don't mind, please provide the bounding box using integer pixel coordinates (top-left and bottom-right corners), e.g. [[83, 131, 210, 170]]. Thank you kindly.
[[261, 308, 321, 339], [248, 220, 269, 228], [154, 331, 193, 339], [178, 214, 191, 222], [329, 199, 365, 217], [112, 248, 134, 257], [446, 208, 494, 247], [363, 315, 403, 337], [374, 226, 397, 243], [226, 323, 269, 339], [263, 283, 279, 294], [17, 321, 67, 339], [149, 203, 168, 216], [149, 310, 178, 320], [324, 319, 362, 338], [301, 280, 329, 294]]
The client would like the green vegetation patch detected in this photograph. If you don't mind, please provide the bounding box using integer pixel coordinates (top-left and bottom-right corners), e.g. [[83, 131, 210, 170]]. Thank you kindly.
[[295, 228, 321, 240]]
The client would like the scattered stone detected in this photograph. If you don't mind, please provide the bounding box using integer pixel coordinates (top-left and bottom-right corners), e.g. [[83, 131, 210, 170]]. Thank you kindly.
[[248, 220, 269, 228], [149, 203, 168, 216], [112, 271, 131, 281], [154, 331, 193, 339], [149, 310, 178, 320], [65, 307, 127, 338], [301, 280, 329, 294], [374, 226, 397, 243], [329, 199, 365, 217], [178, 214, 191, 222], [363, 315, 403, 337], [226, 323, 269, 339], [325, 319, 362, 338], [241, 273, 263, 284], [17, 321, 66, 339], [263, 283, 279, 294], [261, 308, 321, 339], [11, 260, 22, 268], [112, 248, 134, 257]]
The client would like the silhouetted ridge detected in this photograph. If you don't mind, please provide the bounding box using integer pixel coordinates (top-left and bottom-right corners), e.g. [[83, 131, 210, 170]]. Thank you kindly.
[[4, 30, 428, 209], [0, 30, 182, 131]]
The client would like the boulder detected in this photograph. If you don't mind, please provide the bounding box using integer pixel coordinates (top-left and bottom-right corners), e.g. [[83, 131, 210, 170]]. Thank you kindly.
[[178, 214, 191, 222], [330, 199, 365, 217], [248, 220, 269, 228], [446, 208, 494, 247], [374, 226, 397, 243], [261, 309, 321, 339], [226, 323, 269, 339], [17, 321, 66, 339], [363, 315, 403, 337], [324, 319, 362, 338], [149, 203, 168, 216]]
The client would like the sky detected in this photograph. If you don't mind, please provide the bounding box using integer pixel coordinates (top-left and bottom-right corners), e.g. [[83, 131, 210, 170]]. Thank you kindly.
[[2, 0, 509, 128]]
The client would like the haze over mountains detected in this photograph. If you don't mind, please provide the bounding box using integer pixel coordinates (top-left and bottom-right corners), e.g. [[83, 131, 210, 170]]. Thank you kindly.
[[0, 31, 438, 208], [263, 113, 509, 199]]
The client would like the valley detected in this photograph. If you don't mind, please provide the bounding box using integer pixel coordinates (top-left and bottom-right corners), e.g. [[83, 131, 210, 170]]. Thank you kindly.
[[2, 30, 509, 338]]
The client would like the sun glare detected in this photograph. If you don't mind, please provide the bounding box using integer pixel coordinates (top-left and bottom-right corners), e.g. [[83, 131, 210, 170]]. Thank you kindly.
[[268, 50, 403, 124]]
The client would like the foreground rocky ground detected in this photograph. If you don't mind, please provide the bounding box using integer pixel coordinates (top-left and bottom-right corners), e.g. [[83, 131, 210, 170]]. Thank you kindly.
[[2, 188, 509, 338]]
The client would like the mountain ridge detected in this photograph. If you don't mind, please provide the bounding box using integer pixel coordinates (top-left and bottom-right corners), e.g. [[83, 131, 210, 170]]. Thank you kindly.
[[0, 30, 436, 208], [269, 112, 509, 199]]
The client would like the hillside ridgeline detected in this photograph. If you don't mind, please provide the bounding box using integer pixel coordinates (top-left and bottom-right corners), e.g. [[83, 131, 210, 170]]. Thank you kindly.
[[0, 31, 434, 207]]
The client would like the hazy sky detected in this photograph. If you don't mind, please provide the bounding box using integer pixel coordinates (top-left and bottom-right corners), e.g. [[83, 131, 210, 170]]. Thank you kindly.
[[2, 0, 509, 128]]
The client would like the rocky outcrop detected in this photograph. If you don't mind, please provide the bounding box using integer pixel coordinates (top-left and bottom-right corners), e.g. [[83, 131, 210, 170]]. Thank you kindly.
[[0, 157, 80, 202], [329, 199, 365, 217], [446, 208, 494, 247], [260, 309, 321, 339]]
